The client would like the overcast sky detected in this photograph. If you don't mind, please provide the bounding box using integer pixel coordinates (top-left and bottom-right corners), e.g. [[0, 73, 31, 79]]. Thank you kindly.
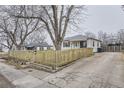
[[82, 5, 124, 34], [48, 5, 124, 44]]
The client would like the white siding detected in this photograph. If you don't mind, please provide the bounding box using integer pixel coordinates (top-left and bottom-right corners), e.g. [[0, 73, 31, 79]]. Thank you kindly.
[[44, 47, 47, 50], [36, 47, 48, 50], [87, 39, 101, 52], [62, 41, 80, 50], [62, 39, 101, 52], [36, 47, 40, 50]]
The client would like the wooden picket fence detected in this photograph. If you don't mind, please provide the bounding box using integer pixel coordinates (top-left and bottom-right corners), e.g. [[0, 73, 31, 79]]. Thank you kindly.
[[0, 52, 8, 58], [9, 48, 93, 68], [122, 52, 124, 61]]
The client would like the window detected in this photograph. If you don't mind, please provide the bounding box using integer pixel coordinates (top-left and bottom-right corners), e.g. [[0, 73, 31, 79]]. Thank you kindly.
[[97, 42, 99, 47], [75, 42, 78, 47], [40, 47, 44, 50], [63, 41, 70, 47], [80, 41, 86, 48], [83, 42, 86, 47], [93, 41, 95, 47], [99, 42, 101, 47], [47, 47, 50, 50]]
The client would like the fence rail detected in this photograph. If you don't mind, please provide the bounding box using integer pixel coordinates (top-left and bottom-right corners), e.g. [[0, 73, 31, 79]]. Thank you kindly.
[[0, 52, 8, 58], [9, 48, 93, 68]]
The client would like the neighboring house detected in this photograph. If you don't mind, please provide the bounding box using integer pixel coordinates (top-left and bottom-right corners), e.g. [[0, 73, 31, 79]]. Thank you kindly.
[[62, 35, 102, 52], [24, 42, 53, 51]]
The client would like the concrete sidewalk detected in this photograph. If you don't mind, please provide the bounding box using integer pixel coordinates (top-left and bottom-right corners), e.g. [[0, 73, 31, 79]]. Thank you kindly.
[[0, 60, 46, 88], [0, 74, 15, 88]]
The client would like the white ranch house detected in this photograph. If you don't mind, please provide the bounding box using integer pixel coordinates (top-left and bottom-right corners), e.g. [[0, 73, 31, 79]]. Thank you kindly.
[[11, 42, 53, 51], [24, 42, 53, 51], [62, 35, 102, 52]]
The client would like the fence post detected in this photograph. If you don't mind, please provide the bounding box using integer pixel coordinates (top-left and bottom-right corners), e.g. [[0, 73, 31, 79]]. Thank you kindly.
[[53, 50, 57, 70], [8, 50, 10, 58], [32, 50, 36, 63]]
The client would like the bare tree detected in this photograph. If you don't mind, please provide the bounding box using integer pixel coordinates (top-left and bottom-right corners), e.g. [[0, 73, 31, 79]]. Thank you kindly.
[[98, 31, 108, 46], [117, 29, 124, 43], [11, 5, 86, 50], [85, 31, 96, 38], [0, 6, 42, 50], [117, 29, 124, 50], [0, 32, 14, 50], [25, 30, 46, 45]]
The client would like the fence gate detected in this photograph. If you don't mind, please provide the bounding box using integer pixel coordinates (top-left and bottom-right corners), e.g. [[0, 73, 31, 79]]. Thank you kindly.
[[102, 44, 122, 52]]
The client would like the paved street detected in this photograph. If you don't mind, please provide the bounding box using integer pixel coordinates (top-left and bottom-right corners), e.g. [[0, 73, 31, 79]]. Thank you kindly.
[[0, 52, 124, 88]]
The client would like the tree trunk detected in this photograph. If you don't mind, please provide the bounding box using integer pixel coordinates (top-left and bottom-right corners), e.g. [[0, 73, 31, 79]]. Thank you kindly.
[[54, 42, 62, 50], [8, 47, 13, 57], [16, 45, 22, 50], [8, 49, 11, 57]]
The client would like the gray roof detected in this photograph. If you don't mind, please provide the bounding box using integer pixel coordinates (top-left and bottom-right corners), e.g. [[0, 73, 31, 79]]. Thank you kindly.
[[25, 42, 52, 48], [64, 35, 101, 42], [64, 35, 87, 41]]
